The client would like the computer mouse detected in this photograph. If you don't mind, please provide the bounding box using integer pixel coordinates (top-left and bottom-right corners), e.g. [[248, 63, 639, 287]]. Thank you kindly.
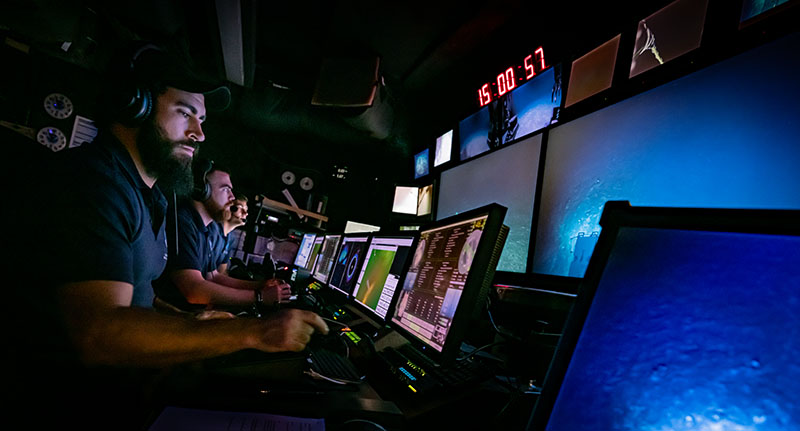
[[334, 419, 387, 431]]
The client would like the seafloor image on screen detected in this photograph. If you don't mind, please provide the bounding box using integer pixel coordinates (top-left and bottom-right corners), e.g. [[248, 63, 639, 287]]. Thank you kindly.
[[566, 35, 620, 107], [533, 33, 800, 278], [460, 67, 561, 161], [741, 0, 792, 24], [629, 0, 708, 78], [546, 228, 800, 430], [439, 134, 541, 272]]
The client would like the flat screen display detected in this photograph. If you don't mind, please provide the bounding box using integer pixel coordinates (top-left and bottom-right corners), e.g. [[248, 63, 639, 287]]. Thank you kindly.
[[439, 134, 541, 272], [392, 215, 489, 352], [392, 186, 418, 215], [305, 236, 325, 271], [311, 234, 341, 283], [293, 233, 317, 268], [434, 130, 453, 167], [328, 235, 370, 296], [629, 0, 709, 78], [351, 236, 415, 320], [459, 66, 561, 161], [414, 148, 430, 179], [740, 0, 795, 27], [417, 184, 433, 216], [565, 35, 620, 108], [533, 32, 800, 278]]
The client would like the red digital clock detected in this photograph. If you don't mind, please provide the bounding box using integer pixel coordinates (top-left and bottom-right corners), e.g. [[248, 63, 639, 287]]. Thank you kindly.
[[477, 47, 547, 107]]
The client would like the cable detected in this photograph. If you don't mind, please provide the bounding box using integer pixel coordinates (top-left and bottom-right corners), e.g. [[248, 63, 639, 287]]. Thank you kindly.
[[457, 340, 508, 361]]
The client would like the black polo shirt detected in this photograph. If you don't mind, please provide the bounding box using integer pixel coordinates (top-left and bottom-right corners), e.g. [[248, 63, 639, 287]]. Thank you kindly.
[[45, 134, 169, 308], [154, 200, 228, 309]]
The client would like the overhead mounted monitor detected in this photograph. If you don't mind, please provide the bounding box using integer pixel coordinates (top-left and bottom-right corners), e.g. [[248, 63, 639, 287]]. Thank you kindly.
[[414, 148, 430, 179], [439, 134, 541, 273], [328, 235, 370, 296], [565, 34, 621, 108], [351, 235, 416, 321], [629, 0, 709, 78], [533, 32, 800, 278], [391, 204, 509, 363], [459, 66, 561, 161], [434, 129, 453, 167], [392, 184, 434, 216], [392, 186, 418, 215], [740, 0, 798, 28], [344, 221, 381, 233]]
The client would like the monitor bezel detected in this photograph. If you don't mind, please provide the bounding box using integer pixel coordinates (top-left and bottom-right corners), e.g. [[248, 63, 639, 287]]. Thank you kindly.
[[293, 232, 318, 268], [388, 203, 508, 364]]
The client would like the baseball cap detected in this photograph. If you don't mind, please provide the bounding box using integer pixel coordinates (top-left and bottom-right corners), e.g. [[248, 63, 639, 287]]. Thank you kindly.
[[127, 42, 231, 112]]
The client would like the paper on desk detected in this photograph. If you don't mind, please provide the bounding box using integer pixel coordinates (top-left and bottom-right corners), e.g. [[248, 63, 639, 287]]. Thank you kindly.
[[148, 406, 325, 431]]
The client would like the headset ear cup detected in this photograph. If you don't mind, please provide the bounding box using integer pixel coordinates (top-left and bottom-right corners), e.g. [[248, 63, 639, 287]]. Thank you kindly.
[[117, 86, 153, 126], [192, 158, 213, 201]]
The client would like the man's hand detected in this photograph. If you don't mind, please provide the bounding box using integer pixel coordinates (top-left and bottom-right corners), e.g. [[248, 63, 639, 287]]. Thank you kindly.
[[261, 278, 292, 304], [250, 309, 329, 352]]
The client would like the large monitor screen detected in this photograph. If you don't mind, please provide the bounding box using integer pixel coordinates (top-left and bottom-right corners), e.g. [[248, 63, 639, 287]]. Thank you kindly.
[[565, 34, 620, 108], [459, 66, 561, 161], [533, 32, 800, 278], [434, 129, 453, 167], [311, 234, 341, 283], [438, 134, 541, 273], [328, 235, 370, 296], [529, 204, 800, 430], [391, 204, 508, 362], [417, 184, 433, 217], [629, 0, 709, 78], [351, 236, 415, 321], [293, 233, 317, 268]]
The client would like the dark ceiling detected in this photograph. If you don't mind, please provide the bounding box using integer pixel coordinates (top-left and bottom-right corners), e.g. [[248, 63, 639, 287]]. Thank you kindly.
[[1, 0, 649, 156]]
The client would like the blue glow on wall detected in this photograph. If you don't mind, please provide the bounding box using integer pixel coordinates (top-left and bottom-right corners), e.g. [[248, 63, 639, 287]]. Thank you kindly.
[[533, 32, 800, 278], [546, 227, 800, 430]]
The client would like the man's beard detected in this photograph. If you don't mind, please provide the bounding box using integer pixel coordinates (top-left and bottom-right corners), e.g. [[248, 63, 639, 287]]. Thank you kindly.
[[137, 118, 195, 196]]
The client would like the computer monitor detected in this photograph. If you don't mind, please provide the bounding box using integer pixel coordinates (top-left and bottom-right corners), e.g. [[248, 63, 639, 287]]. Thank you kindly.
[[434, 129, 453, 167], [629, 0, 709, 78], [351, 235, 416, 321], [311, 234, 342, 283], [305, 235, 325, 271], [532, 31, 800, 279], [390, 203, 509, 364], [414, 148, 430, 179], [528, 201, 800, 430], [293, 233, 317, 268], [327, 234, 371, 296], [565, 34, 620, 108]]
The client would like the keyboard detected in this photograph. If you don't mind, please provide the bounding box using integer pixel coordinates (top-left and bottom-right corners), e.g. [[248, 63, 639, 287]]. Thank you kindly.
[[377, 345, 493, 395], [307, 348, 364, 383]]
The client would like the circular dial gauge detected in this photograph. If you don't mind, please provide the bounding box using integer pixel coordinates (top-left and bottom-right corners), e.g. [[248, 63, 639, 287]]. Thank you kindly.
[[43, 93, 74, 119], [37, 127, 67, 152]]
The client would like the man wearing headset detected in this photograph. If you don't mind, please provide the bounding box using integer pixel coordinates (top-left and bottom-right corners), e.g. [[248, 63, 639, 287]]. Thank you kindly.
[[217, 192, 249, 274], [17, 43, 327, 428], [154, 160, 291, 312]]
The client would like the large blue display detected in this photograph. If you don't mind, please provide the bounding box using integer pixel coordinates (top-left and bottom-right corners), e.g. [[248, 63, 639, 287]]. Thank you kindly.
[[533, 32, 800, 278], [438, 134, 542, 272], [545, 227, 800, 430], [459, 66, 561, 161]]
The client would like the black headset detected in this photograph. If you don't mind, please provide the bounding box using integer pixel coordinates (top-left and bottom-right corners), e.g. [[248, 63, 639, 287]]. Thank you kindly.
[[192, 157, 215, 201], [115, 43, 163, 126]]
